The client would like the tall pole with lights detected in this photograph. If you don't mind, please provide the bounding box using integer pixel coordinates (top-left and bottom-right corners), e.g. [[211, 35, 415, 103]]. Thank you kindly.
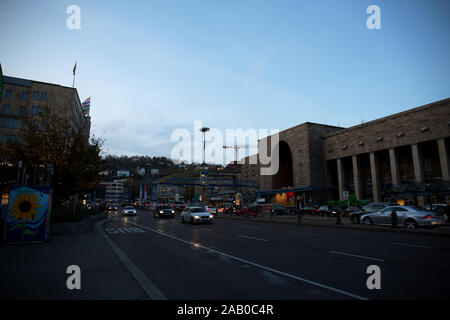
[[200, 127, 210, 203]]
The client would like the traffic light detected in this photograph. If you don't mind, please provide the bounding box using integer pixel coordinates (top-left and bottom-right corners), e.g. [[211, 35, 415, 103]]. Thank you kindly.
[[200, 171, 208, 185]]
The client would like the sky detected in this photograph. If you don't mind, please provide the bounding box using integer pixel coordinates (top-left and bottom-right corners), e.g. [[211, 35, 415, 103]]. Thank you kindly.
[[1, 0, 449, 164]]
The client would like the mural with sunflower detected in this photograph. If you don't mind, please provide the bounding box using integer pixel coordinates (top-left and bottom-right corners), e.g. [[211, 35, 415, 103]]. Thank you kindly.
[[4, 186, 52, 243]]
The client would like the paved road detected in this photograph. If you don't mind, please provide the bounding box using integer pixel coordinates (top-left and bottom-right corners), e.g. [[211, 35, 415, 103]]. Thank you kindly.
[[102, 208, 450, 300]]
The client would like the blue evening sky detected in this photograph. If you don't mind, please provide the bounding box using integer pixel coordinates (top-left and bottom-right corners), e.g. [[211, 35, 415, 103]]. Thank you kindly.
[[1, 0, 449, 163]]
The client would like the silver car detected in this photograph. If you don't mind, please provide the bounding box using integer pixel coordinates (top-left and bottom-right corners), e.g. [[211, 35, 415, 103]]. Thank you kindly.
[[181, 207, 214, 224], [122, 206, 136, 216], [360, 205, 446, 229]]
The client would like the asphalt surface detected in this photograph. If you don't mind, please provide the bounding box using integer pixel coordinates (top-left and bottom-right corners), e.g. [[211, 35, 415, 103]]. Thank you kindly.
[[102, 208, 450, 300]]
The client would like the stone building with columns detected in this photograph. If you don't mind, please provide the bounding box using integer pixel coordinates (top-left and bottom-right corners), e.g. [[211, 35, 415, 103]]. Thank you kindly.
[[256, 98, 450, 206]]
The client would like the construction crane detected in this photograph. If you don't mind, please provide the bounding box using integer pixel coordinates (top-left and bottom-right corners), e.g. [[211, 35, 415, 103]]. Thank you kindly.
[[223, 145, 257, 163]]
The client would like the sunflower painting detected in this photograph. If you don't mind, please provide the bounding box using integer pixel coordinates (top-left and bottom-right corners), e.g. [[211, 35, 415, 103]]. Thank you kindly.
[[4, 186, 52, 243], [10, 192, 42, 223]]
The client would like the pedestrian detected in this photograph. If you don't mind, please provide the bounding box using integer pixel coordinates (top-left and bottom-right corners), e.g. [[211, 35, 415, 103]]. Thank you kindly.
[[391, 209, 398, 228]]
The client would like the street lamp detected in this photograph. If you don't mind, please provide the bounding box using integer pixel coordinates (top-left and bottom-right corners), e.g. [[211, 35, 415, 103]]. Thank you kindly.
[[200, 127, 210, 202]]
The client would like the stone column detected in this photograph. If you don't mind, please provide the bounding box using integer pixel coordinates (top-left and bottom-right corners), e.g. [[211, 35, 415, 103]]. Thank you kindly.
[[369, 152, 381, 202], [337, 158, 345, 201], [389, 148, 400, 185], [352, 155, 362, 200], [411, 144, 425, 207], [437, 138, 450, 181], [411, 144, 425, 183]]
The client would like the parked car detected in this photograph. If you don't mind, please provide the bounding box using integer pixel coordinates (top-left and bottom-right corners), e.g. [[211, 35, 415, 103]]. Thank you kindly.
[[299, 206, 317, 215], [360, 205, 446, 229], [348, 206, 367, 224], [204, 206, 217, 214], [181, 207, 214, 224], [153, 205, 175, 218], [122, 206, 136, 216], [317, 205, 342, 217], [236, 205, 258, 217], [362, 202, 392, 213]]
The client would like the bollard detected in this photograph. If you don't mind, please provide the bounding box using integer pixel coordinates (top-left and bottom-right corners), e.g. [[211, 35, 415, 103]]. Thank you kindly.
[[336, 212, 342, 225], [297, 212, 302, 224]]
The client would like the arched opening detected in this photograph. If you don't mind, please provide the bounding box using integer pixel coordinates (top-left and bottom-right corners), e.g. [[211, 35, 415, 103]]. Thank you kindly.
[[273, 141, 294, 189]]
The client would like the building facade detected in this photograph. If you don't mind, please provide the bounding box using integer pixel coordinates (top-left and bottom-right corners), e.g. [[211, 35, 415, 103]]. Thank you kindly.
[[255, 98, 450, 206], [0, 75, 91, 154]]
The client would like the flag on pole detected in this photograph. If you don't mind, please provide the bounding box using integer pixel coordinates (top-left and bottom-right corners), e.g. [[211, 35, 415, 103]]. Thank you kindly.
[[73, 62, 77, 75], [81, 97, 91, 116]]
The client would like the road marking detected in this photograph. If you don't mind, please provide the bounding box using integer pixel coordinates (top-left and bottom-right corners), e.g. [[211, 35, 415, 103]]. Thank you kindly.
[[128, 222, 369, 300], [200, 228, 212, 232], [392, 243, 432, 249], [237, 235, 269, 242], [105, 227, 145, 234], [329, 251, 385, 262], [290, 231, 326, 237], [97, 220, 167, 300]]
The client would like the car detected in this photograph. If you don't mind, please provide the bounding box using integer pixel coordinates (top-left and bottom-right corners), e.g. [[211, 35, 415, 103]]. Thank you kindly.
[[236, 206, 258, 216], [348, 206, 367, 224], [181, 207, 214, 224], [204, 206, 217, 214], [106, 204, 118, 212], [122, 205, 136, 216], [362, 202, 392, 213], [153, 205, 175, 218], [317, 205, 342, 217], [360, 205, 446, 229]]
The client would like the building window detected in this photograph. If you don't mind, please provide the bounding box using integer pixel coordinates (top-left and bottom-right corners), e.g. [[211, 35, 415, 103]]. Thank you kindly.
[[33, 91, 40, 100], [12, 119, 19, 129], [1, 135, 8, 144], [3, 117, 11, 128], [19, 106, 26, 116], [31, 106, 43, 115], [21, 92, 29, 101], [4, 90, 13, 99], [40, 92, 47, 100], [2, 104, 11, 115]]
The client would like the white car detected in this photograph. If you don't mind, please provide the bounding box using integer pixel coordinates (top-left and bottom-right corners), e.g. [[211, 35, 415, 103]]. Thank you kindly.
[[122, 206, 136, 216], [204, 206, 217, 214], [181, 207, 214, 224]]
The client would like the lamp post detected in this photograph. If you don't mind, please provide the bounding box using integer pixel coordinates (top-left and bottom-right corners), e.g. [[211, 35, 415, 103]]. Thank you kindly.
[[200, 127, 210, 202]]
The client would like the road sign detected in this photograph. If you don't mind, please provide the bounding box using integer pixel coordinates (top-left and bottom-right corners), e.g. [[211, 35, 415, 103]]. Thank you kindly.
[[343, 191, 349, 200]]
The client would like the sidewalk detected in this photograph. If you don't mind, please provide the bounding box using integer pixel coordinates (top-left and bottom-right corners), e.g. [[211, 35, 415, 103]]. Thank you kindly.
[[0, 215, 148, 300], [215, 213, 450, 236]]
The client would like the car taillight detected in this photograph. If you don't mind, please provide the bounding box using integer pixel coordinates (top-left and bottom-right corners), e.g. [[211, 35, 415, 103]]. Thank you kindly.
[[423, 215, 433, 219], [316, 209, 319, 212]]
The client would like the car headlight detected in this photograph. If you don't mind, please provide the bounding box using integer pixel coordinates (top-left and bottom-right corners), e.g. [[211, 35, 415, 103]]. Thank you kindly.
[[194, 216, 200, 219], [160, 211, 163, 213], [172, 210, 175, 213], [209, 215, 213, 218]]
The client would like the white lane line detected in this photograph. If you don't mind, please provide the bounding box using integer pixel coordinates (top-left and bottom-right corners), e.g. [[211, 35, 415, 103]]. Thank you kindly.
[[200, 228, 212, 232], [392, 243, 432, 249], [329, 251, 385, 262], [237, 235, 269, 242], [290, 231, 326, 237], [128, 221, 368, 300], [96, 220, 167, 300]]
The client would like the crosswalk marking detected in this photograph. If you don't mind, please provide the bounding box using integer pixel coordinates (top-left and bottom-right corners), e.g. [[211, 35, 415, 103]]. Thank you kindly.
[[105, 227, 145, 234]]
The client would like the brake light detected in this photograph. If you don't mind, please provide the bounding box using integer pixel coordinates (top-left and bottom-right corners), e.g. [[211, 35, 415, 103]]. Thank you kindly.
[[423, 215, 433, 219]]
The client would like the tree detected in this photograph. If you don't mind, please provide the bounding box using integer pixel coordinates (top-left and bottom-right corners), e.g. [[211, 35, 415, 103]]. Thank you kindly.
[[6, 105, 104, 206]]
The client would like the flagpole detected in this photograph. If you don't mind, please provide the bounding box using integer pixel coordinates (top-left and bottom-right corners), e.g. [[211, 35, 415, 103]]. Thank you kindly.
[[72, 61, 77, 88]]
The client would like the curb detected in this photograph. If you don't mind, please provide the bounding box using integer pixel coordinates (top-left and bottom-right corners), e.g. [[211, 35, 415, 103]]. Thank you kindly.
[[215, 215, 450, 237]]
